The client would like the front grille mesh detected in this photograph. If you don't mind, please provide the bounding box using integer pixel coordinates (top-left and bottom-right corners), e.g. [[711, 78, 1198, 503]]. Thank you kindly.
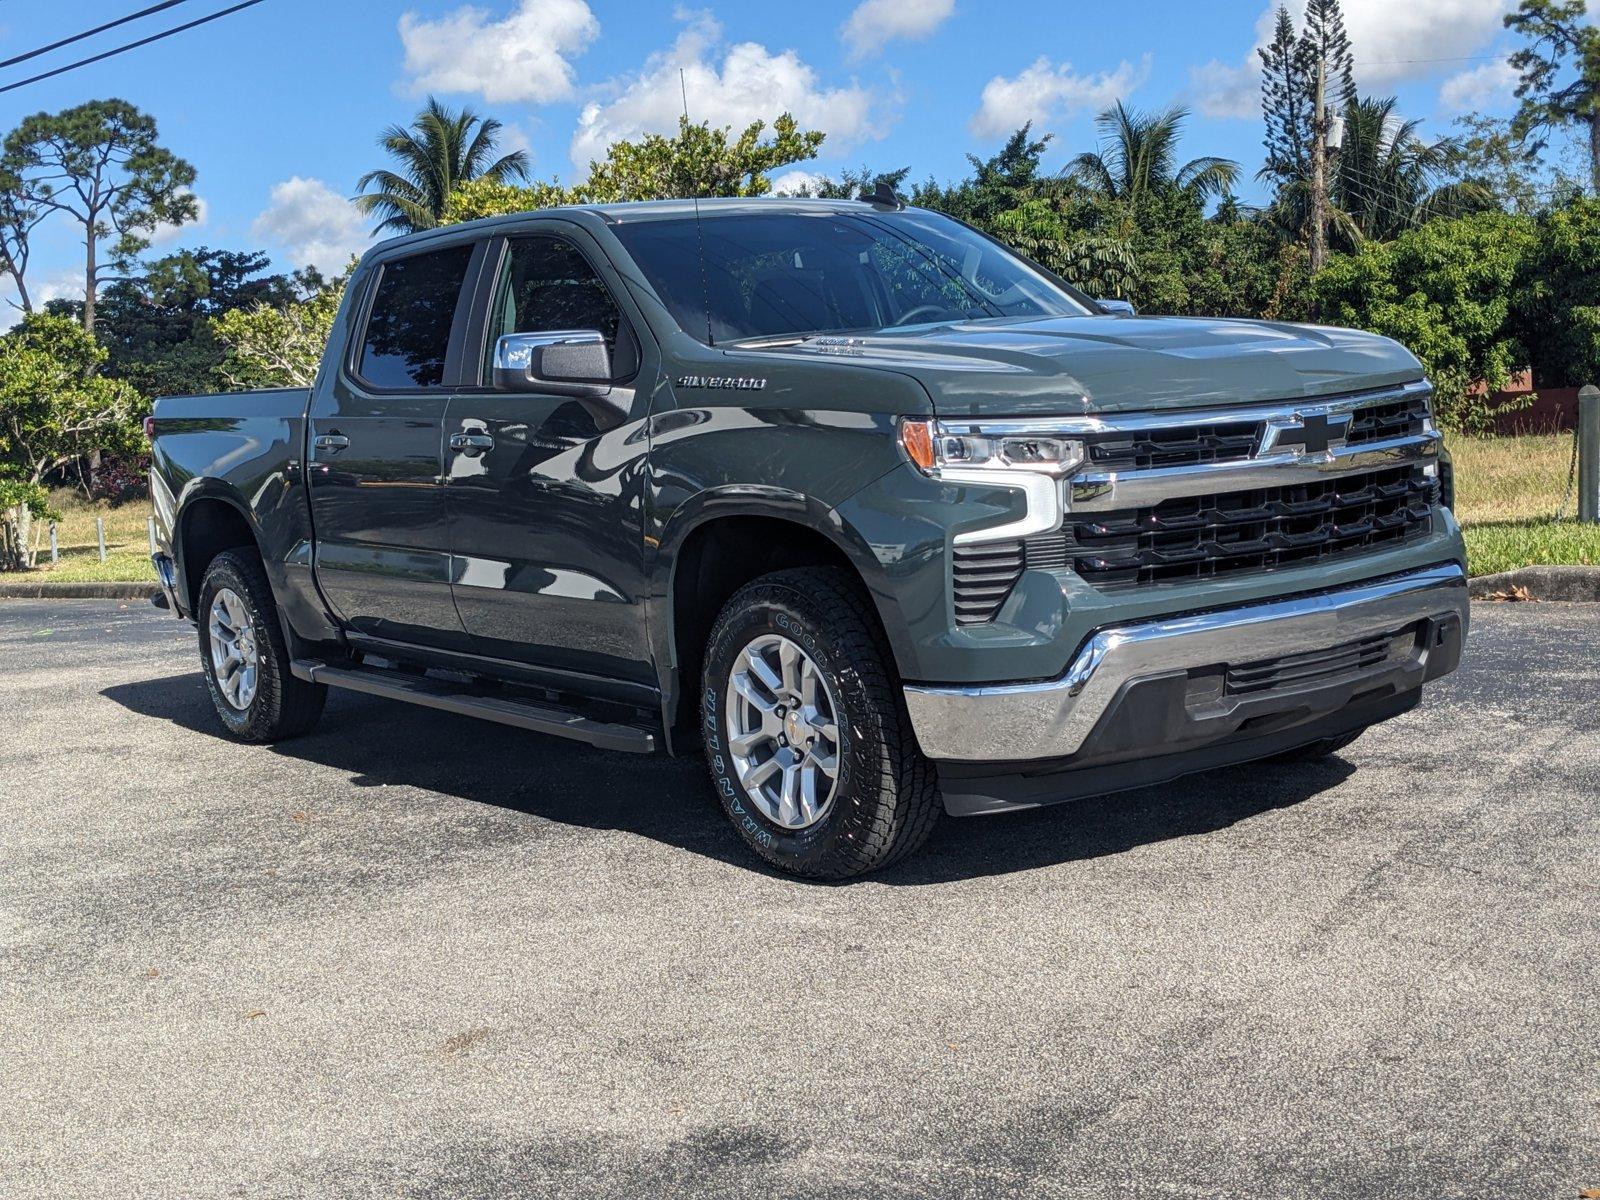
[[1083, 420, 1259, 472], [1024, 465, 1437, 590], [1345, 394, 1431, 445], [1225, 630, 1404, 695]]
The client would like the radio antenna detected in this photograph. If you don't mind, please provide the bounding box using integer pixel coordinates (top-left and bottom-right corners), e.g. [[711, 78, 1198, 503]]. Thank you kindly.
[[680, 67, 715, 347]]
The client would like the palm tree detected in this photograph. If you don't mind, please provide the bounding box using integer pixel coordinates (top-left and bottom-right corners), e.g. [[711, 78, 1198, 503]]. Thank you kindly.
[[1331, 97, 1492, 242], [1264, 96, 1495, 252], [1067, 103, 1240, 207], [355, 98, 529, 234]]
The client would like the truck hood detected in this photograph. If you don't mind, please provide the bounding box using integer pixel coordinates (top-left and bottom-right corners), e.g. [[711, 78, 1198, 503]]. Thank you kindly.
[[777, 314, 1424, 417]]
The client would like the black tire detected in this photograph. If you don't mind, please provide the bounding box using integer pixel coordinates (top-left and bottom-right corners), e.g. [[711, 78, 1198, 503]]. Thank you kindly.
[[196, 549, 326, 742], [1265, 729, 1364, 765], [701, 566, 940, 879]]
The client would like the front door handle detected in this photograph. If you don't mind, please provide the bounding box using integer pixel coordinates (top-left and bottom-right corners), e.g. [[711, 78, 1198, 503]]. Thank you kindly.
[[450, 432, 495, 456], [313, 433, 349, 453]]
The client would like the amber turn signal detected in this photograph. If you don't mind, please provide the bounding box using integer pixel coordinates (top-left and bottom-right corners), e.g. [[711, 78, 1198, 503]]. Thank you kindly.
[[899, 419, 936, 473]]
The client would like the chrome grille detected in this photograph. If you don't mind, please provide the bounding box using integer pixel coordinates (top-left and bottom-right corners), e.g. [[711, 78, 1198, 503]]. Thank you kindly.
[[1344, 393, 1431, 445], [1025, 465, 1437, 590], [1083, 420, 1260, 472]]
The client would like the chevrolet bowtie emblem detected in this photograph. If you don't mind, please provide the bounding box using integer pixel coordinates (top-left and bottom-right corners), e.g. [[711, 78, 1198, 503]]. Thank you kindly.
[[1267, 410, 1352, 456]]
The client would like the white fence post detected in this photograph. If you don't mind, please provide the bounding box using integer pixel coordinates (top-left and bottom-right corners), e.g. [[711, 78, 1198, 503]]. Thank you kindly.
[[96, 517, 106, 564]]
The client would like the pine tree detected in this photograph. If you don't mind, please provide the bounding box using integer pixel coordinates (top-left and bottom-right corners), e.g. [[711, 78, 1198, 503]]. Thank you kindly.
[[1301, 0, 1358, 107], [1260, 7, 1312, 183]]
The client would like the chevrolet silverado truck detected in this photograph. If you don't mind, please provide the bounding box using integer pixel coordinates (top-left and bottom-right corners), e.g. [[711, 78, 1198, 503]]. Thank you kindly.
[[147, 196, 1468, 878]]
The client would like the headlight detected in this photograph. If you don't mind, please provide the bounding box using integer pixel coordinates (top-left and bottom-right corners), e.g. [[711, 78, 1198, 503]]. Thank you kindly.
[[899, 419, 1085, 479], [899, 418, 1082, 545]]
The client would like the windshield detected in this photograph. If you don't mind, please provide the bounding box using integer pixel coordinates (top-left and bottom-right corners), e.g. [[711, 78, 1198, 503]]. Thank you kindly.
[[610, 208, 1093, 345]]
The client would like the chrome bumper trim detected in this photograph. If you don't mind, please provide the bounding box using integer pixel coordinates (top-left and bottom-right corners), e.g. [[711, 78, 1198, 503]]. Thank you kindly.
[[151, 552, 183, 618], [904, 563, 1468, 762]]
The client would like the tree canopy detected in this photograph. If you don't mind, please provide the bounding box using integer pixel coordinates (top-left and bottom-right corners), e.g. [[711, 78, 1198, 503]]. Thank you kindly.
[[2, 99, 198, 335]]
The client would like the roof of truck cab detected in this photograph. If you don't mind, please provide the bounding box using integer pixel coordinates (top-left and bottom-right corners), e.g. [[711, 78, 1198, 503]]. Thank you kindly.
[[367, 196, 908, 255]]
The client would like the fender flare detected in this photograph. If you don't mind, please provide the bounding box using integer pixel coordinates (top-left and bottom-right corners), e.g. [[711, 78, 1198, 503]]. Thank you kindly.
[[170, 480, 271, 610], [648, 483, 919, 689]]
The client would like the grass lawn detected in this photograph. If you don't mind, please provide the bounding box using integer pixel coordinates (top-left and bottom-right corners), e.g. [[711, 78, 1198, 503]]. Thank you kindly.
[[13, 492, 155, 584], [4, 434, 1598, 585], [1449, 433, 1600, 576]]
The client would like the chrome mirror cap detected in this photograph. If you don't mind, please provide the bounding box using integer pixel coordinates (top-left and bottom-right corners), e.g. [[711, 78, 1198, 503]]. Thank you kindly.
[[1095, 298, 1137, 317], [492, 330, 612, 396]]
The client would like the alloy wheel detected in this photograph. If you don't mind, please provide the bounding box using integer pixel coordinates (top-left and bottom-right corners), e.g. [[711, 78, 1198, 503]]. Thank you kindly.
[[724, 633, 842, 830], [208, 587, 260, 710]]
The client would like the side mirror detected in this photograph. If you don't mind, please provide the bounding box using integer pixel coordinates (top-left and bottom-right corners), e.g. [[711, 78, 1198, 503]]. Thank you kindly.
[[1096, 298, 1137, 317], [493, 331, 612, 396]]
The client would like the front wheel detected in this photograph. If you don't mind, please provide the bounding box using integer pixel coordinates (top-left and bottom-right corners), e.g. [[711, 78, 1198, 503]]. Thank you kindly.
[[196, 549, 326, 743], [701, 567, 940, 879]]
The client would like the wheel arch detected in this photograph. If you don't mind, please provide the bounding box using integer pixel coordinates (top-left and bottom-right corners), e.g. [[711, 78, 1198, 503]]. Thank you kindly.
[[653, 491, 913, 753], [173, 486, 269, 615]]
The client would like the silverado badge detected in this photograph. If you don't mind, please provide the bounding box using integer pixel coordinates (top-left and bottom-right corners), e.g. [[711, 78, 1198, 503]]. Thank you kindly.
[[676, 375, 768, 391]]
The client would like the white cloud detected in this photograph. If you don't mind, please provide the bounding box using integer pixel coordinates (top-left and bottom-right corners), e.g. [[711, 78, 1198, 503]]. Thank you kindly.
[[969, 56, 1149, 138], [1338, 0, 1511, 87], [841, 0, 954, 60], [571, 11, 888, 172], [1189, 60, 1260, 120], [770, 169, 826, 195], [399, 0, 599, 104], [1439, 57, 1520, 113], [0, 270, 80, 330], [1193, 0, 1515, 121], [251, 177, 371, 275], [1189, 4, 1293, 121]]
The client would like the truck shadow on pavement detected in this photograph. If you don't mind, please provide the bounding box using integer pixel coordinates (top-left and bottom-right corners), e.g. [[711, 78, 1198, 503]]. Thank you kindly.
[[103, 671, 1355, 885]]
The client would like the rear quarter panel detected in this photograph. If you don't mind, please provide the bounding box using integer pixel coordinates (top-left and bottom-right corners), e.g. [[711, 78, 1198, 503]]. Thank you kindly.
[[149, 388, 339, 642]]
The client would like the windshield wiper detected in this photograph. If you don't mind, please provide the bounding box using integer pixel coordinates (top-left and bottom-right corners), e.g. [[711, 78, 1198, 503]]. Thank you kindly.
[[723, 334, 818, 349]]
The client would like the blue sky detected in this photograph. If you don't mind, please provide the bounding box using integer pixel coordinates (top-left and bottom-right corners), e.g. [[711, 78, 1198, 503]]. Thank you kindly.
[[0, 0, 1579, 311]]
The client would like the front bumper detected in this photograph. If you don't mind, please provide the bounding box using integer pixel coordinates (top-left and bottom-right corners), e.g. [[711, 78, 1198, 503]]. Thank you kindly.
[[903, 562, 1468, 764]]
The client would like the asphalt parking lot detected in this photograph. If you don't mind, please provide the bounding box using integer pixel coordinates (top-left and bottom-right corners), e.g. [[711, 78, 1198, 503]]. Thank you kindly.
[[2, 598, 1596, 1199]]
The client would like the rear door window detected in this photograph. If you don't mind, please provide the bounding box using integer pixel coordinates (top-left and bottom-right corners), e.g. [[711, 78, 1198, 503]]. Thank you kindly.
[[356, 243, 476, 389]]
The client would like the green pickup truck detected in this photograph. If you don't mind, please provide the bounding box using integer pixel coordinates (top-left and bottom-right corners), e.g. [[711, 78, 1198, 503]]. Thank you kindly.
[[147, 195, 1468, 878]]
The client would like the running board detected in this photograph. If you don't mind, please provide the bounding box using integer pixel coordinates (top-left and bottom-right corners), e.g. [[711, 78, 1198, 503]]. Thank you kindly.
[[290, 660, 657, 754]]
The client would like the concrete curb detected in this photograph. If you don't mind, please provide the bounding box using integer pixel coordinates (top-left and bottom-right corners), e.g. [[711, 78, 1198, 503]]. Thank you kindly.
[[0, 580, 158, 601], [1468, 565, 1600, 603]]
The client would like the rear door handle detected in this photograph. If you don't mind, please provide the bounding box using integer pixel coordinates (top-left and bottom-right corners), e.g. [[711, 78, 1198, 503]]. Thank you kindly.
[[450, 432, 495, 456], [313, 433, 349, 453]]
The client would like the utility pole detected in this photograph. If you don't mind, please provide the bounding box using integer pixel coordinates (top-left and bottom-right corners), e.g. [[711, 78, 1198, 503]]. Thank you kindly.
[[1309, 53, 1328, 275]]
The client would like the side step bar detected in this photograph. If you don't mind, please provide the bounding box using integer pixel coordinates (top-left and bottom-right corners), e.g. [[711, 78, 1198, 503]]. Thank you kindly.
[[290, 660, 657, 754]]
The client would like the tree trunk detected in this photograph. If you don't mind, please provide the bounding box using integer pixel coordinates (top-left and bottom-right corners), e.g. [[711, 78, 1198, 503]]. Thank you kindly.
[[83, 232, 96, 337], [1591, 113, 1599, 199], [0, 504, 34, 572]]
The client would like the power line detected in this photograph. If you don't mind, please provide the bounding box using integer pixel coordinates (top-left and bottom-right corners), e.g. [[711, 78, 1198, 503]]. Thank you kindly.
[[1362, 53, 1512, 67], [0, 0, 265, 96], [0, 1, 193, 71]]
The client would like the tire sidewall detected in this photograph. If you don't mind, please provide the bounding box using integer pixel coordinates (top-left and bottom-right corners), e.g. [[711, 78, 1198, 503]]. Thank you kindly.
[[702, 581, 890, 876], [197, 554, 283, 742]]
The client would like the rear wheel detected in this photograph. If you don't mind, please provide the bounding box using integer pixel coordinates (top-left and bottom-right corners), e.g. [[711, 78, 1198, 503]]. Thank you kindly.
[[196, 549, 326, 742], [701, 567, 940, 879]]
